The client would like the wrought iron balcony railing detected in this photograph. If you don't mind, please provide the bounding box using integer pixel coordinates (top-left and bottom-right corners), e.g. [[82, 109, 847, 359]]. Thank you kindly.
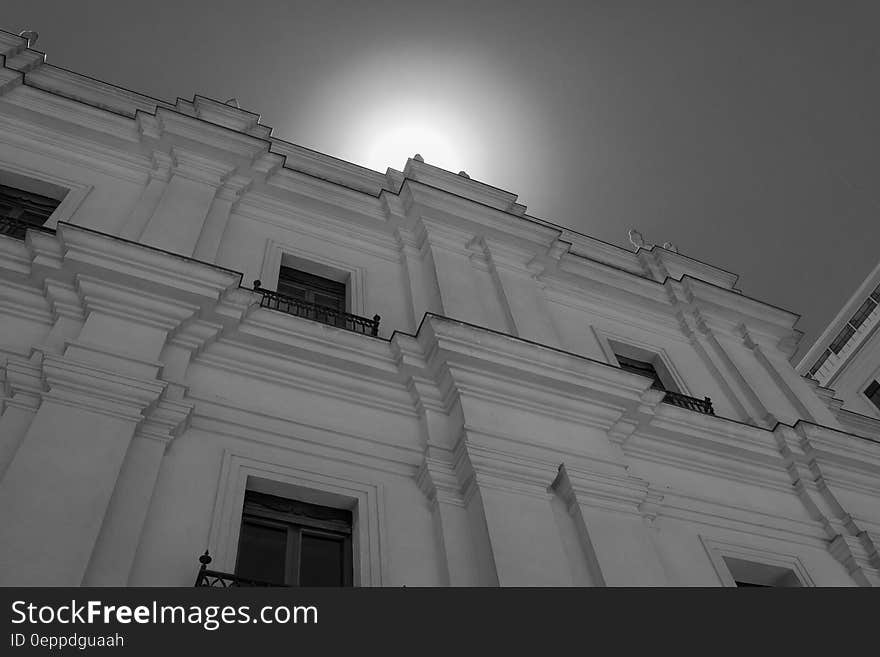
[[0, 215, 55, 240], [194, 551, 284, 587], [662, 390, 715, 415], [254, 280, 380, 337]]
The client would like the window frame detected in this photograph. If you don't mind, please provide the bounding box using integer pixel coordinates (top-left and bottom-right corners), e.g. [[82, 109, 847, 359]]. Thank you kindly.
[[594, 332, 686, 394], [235, 493, 353, 587], [259, 238, 366, 317], [277, 266, 347, 312], [700, 537, 814, 587], [207, 452, 387, 587], [0, 162, 91, 230], [864, 380, 880, 412]]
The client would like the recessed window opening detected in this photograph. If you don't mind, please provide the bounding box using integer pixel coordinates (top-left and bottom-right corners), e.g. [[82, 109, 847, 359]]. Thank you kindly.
[[609, 340, 680, 393], [865, 380, 880, 412], [235, 490, 353, 587], [723, 557, 802, 587], [0, 171, 68, 239]]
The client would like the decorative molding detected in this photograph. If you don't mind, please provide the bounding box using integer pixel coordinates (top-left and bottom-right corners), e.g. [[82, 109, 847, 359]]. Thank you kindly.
[[206, 450, 387, 586], [258, 237, 367, 316], [41, 352, 166, 422], [700, 535, 816, 587]]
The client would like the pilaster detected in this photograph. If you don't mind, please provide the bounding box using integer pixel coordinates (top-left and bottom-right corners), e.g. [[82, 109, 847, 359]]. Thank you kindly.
[[138, 148, 236, 256]]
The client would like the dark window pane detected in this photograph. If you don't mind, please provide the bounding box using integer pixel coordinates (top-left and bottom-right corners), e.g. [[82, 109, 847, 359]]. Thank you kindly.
[[807, 349, 832, 377], [828, 325, 855, 354], [314, 293, 344, 312], [616, 355, 665, 390], [276, 266, 347, 329], [866, 380, 880, 411], [849, 298, 876, 329], [277, 282, 307, 300], [299, 533, 345, 587], [0, 184, 59, 226], [235, 520, 287, 584]]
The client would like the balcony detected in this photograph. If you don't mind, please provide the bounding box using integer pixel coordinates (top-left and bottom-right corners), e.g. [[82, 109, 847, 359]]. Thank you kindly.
[[0, 215, 55, 240], [254, 281, 381, 337], [194, 551, 284, 588], [662, 390, 715, 415]]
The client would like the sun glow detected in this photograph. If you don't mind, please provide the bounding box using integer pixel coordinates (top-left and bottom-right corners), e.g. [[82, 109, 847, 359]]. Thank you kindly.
[[297, 48, 536, 179], [364, 119, 461, 173], [348, 99, 480, 174]]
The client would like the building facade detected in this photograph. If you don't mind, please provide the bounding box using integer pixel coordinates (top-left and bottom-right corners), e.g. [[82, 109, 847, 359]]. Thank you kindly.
[[797, 262, 880, 425], [0, 29, 879, 587]]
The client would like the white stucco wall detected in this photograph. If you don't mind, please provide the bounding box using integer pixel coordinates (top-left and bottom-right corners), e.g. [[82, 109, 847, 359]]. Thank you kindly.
[[1, 30, 879, 588]]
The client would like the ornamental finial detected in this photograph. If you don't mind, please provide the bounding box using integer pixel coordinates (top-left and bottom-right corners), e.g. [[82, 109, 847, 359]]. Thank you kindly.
[[628, 228, 645, 250], [19, 30, 38, 48]]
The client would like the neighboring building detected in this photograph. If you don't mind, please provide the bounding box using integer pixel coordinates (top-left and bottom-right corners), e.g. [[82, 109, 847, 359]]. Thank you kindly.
[[0, 28, 879, 587], [797, 262, 880, 426]]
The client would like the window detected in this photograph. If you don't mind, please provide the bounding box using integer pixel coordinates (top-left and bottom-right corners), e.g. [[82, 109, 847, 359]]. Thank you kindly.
[[828, 325, 855, 354], [723, 557, 802, 587], [0, 184, 61, 239], [865, 380, 880, 412], [277, 266, 347, 314], [702, 537, 814, 587], [807, 349, 832, 378], [235, 490, 353, 587], [616, 355, 666, 391], [609, 341, 680, 393], [849, 298, 876, 330]]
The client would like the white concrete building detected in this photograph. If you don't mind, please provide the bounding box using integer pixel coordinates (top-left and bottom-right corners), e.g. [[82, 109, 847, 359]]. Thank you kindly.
[[797, 262, 880, 428], [0, 29, 878, 587]]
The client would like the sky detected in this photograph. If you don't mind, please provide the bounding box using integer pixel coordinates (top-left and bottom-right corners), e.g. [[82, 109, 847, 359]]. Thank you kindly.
[[4, 1, 878, 363]]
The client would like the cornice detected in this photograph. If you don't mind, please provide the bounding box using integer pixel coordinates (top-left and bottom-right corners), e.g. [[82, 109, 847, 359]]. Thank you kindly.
[[562, 231, 646, 277], [541, 280, 686, 340], [647, 246, 740, 290], [656, 488, 831, 548], [192, 340, 415, 420], [136, 394, 193, 446], [0, 234, 33, 276], [270, 141, 389, 197], [453, 430, 561, 502], [264, 166, 387, 223], [416, 456, 465, 507], [235, 193, 399, 263], [836, 409, 880, 442], [1, 355, 44, 412], [41, 352, 166, 422], [75, 273, 200, 333], [23, 64, 169, 117], [552, 462, 655, 517], [154, 108, 269, 161], [2, 84, 139, 142], [186, 393, 421, 477], [3, 48, 45, 75], [56, 223, 243, 302], [680, 276, 800, 338], [416, 314, 651, 405], [237, 307, 396, 373], [0, 278, 52, 325], [401, 180, 560, 247], [0, 113, 150, 183], [401, 158, 522, 214], [793, 422, 880, 476], [166, 147, 235, 187], [0, 65, 23, 97], [190, 96, 262, 135]]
